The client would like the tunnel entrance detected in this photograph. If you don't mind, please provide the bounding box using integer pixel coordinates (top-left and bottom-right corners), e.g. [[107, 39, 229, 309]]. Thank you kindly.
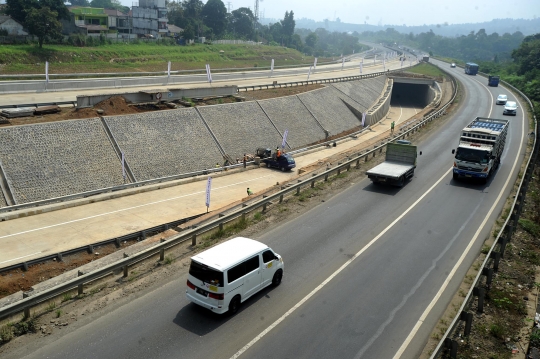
[[390, 82, 432, 109]]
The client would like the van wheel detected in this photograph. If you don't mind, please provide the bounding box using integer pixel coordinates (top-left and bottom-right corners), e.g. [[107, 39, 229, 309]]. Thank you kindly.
[[272, 270, 283, 287], [280, 167, 285, 172], [453, 173, 458, 181], [228, 295, 241, 315], [266, 163, 271, 168]]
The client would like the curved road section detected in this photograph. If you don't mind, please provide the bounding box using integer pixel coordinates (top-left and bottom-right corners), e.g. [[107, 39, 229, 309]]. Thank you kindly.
[[3, 58, 528, 359]]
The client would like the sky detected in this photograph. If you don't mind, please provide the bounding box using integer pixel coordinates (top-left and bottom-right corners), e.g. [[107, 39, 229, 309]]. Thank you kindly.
[[118, 0, 538, 27]]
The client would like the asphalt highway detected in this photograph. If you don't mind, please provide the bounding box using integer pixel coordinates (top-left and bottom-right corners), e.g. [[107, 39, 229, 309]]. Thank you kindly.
[[3, 55, 528, 359]]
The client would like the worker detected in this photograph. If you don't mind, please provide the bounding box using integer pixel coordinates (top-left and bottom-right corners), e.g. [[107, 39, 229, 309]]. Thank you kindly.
[[276, 147, 281, 158], [215, 162, 220, 168], [247, 187, 253, 196], [390, 121, 395, 134]]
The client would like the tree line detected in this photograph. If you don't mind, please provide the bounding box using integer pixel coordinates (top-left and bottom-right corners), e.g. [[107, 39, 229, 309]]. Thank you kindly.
[[167, 0, 297, 46], [360, 27, 524, 63]]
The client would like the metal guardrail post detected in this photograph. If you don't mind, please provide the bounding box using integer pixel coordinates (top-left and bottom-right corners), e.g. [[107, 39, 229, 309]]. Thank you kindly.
[[445, 338, 458, 358], [491, 250, 501, 272], [191, 234, 196, 246], [78, 270, 84, 295], [461, 311, 473, 336]]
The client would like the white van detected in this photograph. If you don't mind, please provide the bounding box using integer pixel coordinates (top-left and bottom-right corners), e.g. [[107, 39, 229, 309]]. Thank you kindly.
[[186, 237, 284, 314]]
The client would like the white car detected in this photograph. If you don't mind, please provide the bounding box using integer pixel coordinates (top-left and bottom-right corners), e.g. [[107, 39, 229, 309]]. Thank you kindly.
[[450, 63, 456, 68], [496, 94, 508, 105], [503, 101, 518, 116]]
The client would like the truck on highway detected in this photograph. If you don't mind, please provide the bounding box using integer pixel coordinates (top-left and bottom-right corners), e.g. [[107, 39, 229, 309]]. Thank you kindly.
[[451, 117, 509, 184], [465, 62, 479, 75], [366, 140, 420, 187], [422, 55, 430, 62], [488, 75, 500, 87]]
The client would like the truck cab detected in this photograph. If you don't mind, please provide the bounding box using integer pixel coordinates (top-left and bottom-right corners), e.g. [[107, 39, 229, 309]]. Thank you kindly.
[[262, 153, 295, 171]]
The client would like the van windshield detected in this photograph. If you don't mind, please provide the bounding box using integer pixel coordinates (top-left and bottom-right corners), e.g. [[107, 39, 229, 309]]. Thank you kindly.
[[189, 260, 224, 287]]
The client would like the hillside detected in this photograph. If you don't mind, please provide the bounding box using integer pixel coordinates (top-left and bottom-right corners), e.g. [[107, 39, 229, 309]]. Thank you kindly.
[[0, 43, 318, 75]]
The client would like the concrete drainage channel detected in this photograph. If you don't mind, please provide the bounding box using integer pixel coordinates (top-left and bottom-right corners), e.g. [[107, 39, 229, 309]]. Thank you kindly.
[[0, 66, 457, 324]]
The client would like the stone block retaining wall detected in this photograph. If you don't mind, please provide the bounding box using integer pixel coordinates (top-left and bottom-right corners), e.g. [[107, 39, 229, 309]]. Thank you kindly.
[[105, 109, 223, 181], [198, 101, 284, 160], [257, 96, 326, 149], [0, 119, 125, 204]]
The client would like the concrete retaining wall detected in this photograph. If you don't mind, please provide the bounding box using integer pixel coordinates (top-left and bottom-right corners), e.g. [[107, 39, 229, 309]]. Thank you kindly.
[[257, 96, 327, 149], [366, 79, 393, 125], [297, 86, 363, 136], [0, 119, 125, 204], [197, 101, 284, 160], [104, 109, 223, 181]]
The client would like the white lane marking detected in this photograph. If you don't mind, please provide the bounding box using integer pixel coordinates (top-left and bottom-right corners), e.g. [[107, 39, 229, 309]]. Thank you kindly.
[[0, 251, 43, 265], [392, 78, 526, 359], [229, 169, 451, 359], [0, 175, 273, 240], [354, 201, 483, 359]]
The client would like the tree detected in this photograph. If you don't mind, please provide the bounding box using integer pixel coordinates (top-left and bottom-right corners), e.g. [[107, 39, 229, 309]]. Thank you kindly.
[[183, 0, 203, 20], [6, 0, 68, 27], [280, 10, 295, 37], [182, 23, 196, 41], [25, 6, 62, 48], [5, 0, 38, 24], [512, 33, 540, 75], [201, 0, 227, 38], [167, 1, 185, 28], [229, 7, 253, 39], [305, 32, 317, 48]]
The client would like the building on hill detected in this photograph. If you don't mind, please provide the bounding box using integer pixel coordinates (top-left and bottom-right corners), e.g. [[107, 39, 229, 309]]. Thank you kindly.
[[104, 8, 131, 35], [68, 7, 108, 35], [131, 0, 168, 38], [0, 15, 28, 35], [167, 24, 183, 38]]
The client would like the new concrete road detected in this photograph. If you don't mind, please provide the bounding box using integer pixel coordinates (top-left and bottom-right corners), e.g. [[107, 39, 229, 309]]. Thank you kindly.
[[0, 56, 411, 267], [4, 60, 529, 359]]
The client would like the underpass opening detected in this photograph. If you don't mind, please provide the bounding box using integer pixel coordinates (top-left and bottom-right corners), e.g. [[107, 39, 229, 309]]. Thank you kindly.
[[390, 82, 432, 109]]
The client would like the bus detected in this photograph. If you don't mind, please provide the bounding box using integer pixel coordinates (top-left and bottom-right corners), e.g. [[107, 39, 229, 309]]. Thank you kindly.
[[465, 62, 479, 75]]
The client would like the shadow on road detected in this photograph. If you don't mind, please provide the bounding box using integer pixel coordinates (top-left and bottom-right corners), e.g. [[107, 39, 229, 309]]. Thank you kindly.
[[361, 181, 409, 195], [173, 285, 278, 336]]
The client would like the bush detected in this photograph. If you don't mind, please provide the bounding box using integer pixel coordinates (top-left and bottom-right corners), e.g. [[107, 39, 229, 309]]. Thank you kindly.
[[519, 218, 540, 237]]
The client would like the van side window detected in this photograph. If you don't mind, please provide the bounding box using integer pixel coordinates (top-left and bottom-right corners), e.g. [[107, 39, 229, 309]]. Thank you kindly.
[[245, 256, 259, 273], [262, 250, 275, 263], [228, 263, 245, 283]]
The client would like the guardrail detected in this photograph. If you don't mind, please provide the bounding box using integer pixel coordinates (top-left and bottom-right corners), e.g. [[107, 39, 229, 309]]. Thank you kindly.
[[237, 70, 390, 92], [0, 62, 458, 323], [429, 68, 539, 358]]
